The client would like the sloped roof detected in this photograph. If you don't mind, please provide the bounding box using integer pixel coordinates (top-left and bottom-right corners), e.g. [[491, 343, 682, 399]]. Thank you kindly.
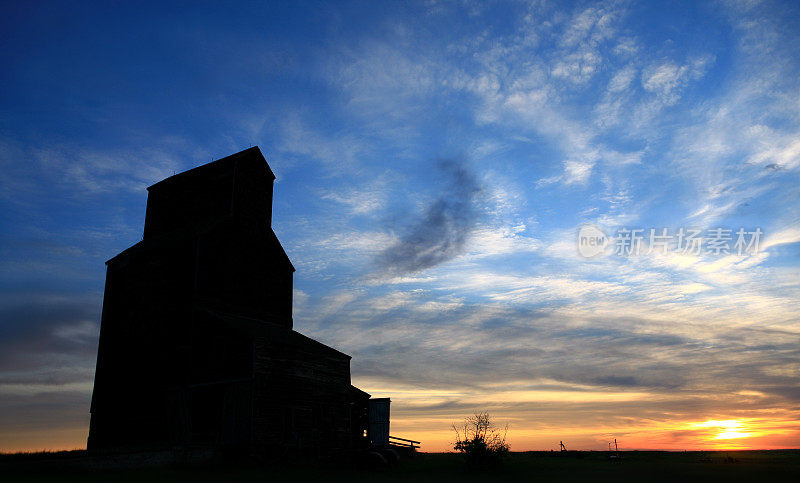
[[147, 146, 275, 192]]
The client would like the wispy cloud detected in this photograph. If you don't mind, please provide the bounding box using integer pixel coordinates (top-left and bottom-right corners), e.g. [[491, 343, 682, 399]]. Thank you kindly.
[[320, 174, 392, 215]]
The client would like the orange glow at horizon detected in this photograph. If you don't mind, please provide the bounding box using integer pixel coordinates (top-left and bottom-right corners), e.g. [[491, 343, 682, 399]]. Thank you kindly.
[[3, 380, 800, 454], [383, 416, 800, 453], [3, 415, 800, 454], [355, 379, 800, 453]]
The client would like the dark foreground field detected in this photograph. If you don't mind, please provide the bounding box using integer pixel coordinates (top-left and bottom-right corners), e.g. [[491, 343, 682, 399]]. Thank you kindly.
[[1, 450, 799, 482]]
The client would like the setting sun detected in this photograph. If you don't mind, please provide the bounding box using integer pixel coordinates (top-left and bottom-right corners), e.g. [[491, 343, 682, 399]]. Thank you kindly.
[[693, 420, 752, 440]]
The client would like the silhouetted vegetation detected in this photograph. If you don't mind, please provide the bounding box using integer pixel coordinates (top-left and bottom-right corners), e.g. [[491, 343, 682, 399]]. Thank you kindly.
[[452, 411, 509, 469]]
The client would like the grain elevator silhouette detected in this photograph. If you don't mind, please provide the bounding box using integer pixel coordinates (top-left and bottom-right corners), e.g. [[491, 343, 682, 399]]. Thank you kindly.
[[87, 147, 405, 456]]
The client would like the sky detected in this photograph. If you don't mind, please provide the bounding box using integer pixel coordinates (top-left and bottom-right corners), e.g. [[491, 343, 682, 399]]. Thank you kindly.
[[1, 0, 799, 453]]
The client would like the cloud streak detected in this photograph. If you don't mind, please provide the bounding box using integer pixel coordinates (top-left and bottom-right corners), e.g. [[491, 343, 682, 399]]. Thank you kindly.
[[375, 158, 481, 276]]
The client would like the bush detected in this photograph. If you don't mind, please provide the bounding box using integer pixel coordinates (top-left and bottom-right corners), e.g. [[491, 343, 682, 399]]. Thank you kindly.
[[452, 411, 509, 469]]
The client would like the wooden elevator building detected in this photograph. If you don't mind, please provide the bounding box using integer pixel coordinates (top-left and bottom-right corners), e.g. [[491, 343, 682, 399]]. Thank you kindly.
[[87, 147, 384, 456]]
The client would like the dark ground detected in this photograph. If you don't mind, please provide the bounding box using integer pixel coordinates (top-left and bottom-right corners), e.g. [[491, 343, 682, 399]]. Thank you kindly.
[[1, 450, 799, 482]]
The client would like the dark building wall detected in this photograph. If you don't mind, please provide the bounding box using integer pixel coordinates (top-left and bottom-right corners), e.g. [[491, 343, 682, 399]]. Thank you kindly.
[[232, 153, 274, 229], [142, 147, 276, 240], [251, 331, 353, 455], [143, 167, 234, 240], [195, 223, 293, 326], [89, 238, 197, 448]]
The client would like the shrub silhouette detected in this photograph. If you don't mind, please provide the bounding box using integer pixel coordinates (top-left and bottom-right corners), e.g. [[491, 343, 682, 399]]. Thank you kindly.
[[452, 411, 509, 469]]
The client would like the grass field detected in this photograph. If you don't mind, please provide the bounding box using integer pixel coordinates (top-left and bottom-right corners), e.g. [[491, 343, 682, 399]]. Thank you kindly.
[[1, 450, 799, 482]]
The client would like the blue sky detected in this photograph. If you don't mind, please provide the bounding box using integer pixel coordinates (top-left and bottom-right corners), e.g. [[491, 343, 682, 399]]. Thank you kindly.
[[1, 0, 799, 451]]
